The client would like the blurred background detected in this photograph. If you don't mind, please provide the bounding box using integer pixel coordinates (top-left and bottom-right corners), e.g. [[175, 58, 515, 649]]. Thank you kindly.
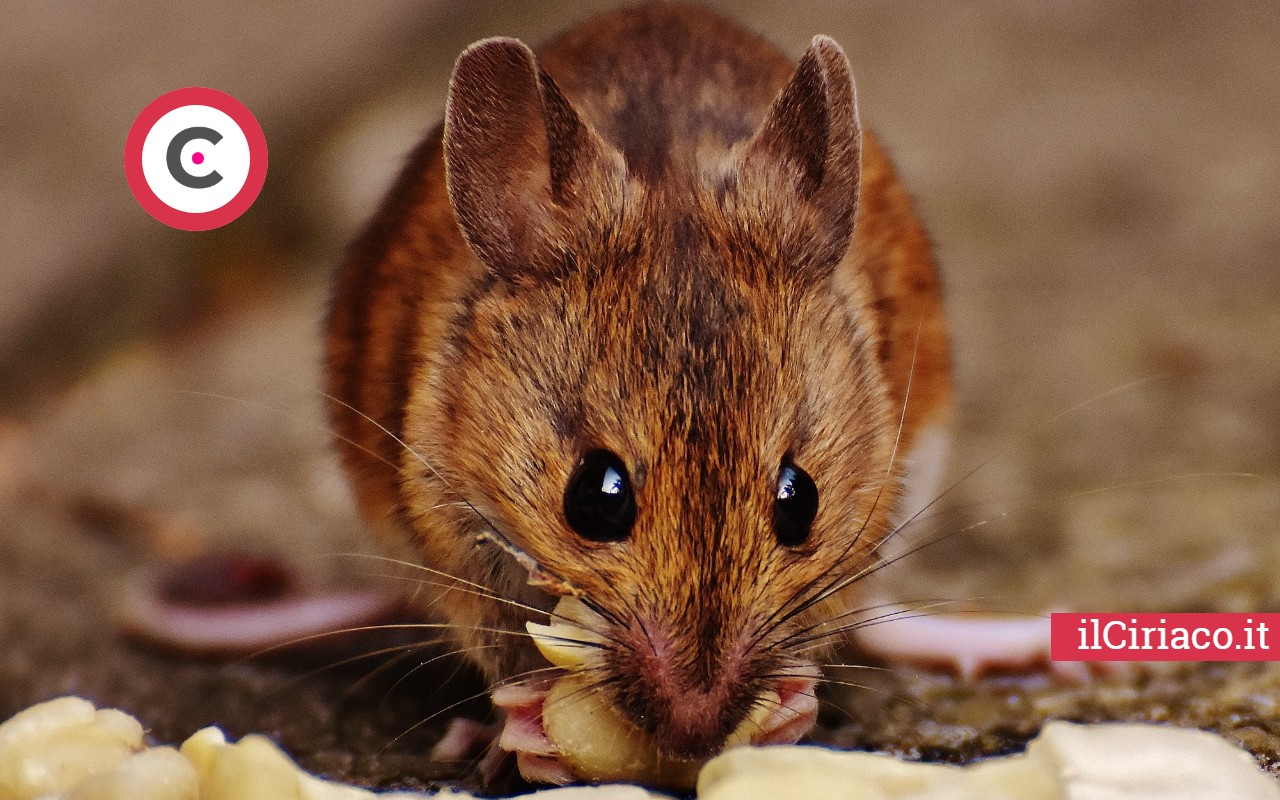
[[2, 0, 1278, 789]]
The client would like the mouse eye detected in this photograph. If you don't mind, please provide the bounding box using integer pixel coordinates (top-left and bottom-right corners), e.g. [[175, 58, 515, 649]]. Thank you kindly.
[[774, 461, 818, 546], [564, 450, 636, 542]]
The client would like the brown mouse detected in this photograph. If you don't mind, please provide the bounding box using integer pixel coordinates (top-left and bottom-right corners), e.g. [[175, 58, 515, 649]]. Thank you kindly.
[[325, 2, 950, 785]]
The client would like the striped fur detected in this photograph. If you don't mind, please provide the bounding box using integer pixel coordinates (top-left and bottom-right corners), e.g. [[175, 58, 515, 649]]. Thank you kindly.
[[325, 3, 950, 757]]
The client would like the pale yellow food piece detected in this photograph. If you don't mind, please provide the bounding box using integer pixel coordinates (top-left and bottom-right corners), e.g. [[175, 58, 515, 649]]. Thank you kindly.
[[174, 727, 224, 789], [0, 697, 662, 800], [1028, 721, 1280, 800], [540, 675, 781, 788], [699, 745, 1054, 800], [181, 726, 376, 800], [198, 732, 305, 800], [184, 719, 665, 800], [527, 596, 608, 670], [698, 721, 1280, 800], [0, 696, 144, 799], [6, 695, 1277, 800], [542, 674, 702, 788], [65, 747, 198, 800]]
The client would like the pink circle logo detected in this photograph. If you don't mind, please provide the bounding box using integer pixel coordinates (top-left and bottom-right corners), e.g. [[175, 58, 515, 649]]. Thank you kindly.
[[124, 87, 268, 231]]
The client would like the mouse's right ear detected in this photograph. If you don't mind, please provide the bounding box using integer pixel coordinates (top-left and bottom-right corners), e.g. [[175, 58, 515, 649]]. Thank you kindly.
[[444, 38, 624, 283], [729, 36, 862, 282]]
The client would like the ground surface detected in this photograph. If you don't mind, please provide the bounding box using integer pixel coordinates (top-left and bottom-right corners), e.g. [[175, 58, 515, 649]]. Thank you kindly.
[[2, 1, 1278, 795]]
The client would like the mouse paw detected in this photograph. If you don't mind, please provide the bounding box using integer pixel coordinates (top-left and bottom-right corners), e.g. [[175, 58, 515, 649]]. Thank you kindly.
[[430, 716, 515, 786], [429, 717, 500, 763], [748, 668, 820, 745], [490, 679, 576, 785]]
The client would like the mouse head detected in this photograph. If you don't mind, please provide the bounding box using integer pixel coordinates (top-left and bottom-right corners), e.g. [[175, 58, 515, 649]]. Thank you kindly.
[[424, 35, 899, 759]]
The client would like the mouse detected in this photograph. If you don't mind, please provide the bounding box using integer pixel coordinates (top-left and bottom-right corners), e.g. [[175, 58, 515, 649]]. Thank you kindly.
[[325, 1, 951, 786]]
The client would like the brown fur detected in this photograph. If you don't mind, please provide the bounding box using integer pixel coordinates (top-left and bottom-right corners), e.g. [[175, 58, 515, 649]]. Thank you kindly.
[[326, 3, 950, 759]]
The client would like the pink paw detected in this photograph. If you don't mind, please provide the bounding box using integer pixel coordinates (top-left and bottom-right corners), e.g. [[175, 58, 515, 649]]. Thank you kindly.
[[490, 680, 576, 785], [429, 717, 500, 763], [429, 716, 511, 784], [753, 669, 820, 745]]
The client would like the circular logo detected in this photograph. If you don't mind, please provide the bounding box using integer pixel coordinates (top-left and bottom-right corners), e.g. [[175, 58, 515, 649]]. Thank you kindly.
[[124, 87, 268, 231]]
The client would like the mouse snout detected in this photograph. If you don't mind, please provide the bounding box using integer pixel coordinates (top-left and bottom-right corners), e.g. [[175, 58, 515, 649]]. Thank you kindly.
[[613, 621, 759, 760], [645, 681, 746, 760]]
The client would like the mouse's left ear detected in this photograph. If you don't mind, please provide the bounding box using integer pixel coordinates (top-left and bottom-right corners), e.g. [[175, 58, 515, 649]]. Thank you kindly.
[[731, 36, 861, 278]]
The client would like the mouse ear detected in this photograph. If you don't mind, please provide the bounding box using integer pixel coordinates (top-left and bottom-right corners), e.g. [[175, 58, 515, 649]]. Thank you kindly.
[[732, 35, 861, 277], [444, 37, 624, 282]]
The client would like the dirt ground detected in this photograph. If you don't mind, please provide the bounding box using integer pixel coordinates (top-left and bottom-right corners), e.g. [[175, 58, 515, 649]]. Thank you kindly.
[[1, 1, 1278, 795]]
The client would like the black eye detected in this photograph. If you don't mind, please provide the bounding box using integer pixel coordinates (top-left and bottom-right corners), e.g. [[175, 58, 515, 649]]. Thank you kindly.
[[774, 462, 818, 546], [564, 450, 636, 542]]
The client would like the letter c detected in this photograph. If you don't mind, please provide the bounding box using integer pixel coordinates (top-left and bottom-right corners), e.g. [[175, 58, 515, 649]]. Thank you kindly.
[[166, 126, 223, 189]]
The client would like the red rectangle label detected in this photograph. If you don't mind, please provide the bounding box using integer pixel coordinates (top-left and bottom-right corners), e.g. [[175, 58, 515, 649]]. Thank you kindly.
[[1052, 613, 1279, 661]]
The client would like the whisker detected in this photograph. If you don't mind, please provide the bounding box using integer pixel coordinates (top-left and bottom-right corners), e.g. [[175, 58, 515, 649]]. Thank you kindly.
[[350, 645, 437, 702], [746, 319, 926, 650], [782, 598, 967, 651], [278, 639, 447, 691], [381, 663, 593, 753], [1045, 373, 1168, 426], [791, 605, 1024, 652], [172, 387, 609, 636], [1064, 470, 1271, 498], [780, 597, 974, 650], [745, 481, 888, 652], [752, 677, 877, 725], [332, 557, 624, 644], [339, 552, 553, 617], [815, 664, 950, 691], [234, 620, 556, 666], [734, 696, 774, 740], [845, 468, 1276, 607], [818, 662, 902, 672], [777, 515, 999, 644], [761, 670, 937, 717], [314, 388, 589, 599], [168, 388, 399, 472], [530, 670, 621, 720], [760, 372, 1185, 655], [388, 639, 491, 711]]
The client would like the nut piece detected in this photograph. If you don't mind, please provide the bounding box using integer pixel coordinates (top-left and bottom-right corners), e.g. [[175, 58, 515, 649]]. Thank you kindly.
[[527, 596, 608, 670], [0, 696, 145, 799], [697, 721, 1280, 800], [542, 674, 702, 787], [65, 747, 199, 800], [1029, 721, 1280, 799], [0, 696, 670, 800]]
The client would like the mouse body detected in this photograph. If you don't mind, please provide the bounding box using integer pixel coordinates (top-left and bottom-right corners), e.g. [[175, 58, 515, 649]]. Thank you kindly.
[[326, 2, 950, 782]]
